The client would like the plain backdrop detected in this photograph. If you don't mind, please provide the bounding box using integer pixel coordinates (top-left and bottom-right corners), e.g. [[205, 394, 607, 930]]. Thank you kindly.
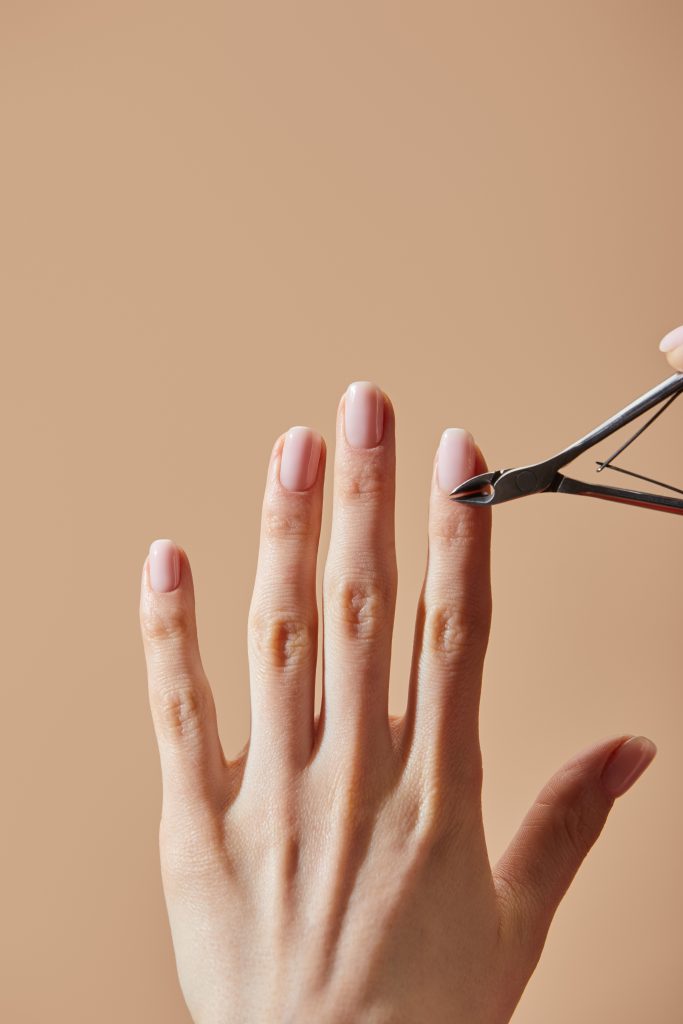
[[1, 2, 681, 1021]]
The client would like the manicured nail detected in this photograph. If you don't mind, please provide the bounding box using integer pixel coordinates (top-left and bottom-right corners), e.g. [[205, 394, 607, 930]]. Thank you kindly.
[[149, 539, 180, 593], [600, 736, 657, 798], [344, 381, 384, 448], [658, 325, 683, 352], [280, 426, 322, 491], [437, 428, 475, 494]]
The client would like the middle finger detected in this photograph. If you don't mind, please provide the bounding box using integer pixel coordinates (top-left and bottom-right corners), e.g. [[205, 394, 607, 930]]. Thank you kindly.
[[321, 381, 398, 753]]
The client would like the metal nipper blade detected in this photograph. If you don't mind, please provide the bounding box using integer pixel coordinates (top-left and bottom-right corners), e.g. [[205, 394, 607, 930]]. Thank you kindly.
[[449, 471, 500, 505]]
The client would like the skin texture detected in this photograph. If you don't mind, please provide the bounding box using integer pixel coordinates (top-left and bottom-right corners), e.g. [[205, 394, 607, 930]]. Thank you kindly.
[[139, 380, 658, 1024]]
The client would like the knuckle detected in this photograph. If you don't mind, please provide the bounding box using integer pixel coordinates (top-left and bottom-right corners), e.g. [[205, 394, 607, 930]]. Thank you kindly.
[[557, 798, 601, 859], [325, 573, 392, 642], [423, 601, 489, 658], [141, 600, 193, 645], [263, 502, 313, 543], [537, 778, 603, 862], [336, 457, 387, 503], [152, 680, 209, 740], [248, 608, 317, 671], [431, 508, 489, 548]]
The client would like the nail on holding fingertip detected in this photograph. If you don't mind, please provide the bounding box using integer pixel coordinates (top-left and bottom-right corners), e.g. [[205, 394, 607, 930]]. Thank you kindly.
[[600, 735, 657, 799], [149, 538, 180, 593], [658, 326, 683, 353]]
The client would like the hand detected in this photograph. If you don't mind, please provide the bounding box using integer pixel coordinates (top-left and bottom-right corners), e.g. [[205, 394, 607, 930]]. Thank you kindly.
[[139, 381, 656, 1024], [659, 325, 683, 371]]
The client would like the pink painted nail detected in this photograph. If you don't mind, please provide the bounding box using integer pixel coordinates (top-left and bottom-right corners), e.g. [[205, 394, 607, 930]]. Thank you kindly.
[[658, 325, 683, 352], [344, 381, 384, 449], [280, 426, 322, 491], [600, 736, 657, 798], [437, 428, 475, 494], [149, 539, 180, 593]]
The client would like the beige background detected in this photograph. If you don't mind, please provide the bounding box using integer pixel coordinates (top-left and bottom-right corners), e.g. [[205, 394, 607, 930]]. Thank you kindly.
[[1, 2, 682, 1021]]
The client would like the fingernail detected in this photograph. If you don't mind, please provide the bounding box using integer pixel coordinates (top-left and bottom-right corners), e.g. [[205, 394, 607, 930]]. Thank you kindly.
[[437, 428, 475, 494], [280, 426, 322, 491], [149, 539, 180, 593], [600, 736, 657, 798], [344, 381, 384, 448], [658, 325, 683, 352]]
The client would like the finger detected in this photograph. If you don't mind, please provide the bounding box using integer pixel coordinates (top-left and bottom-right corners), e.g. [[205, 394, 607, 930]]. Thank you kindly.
[[404, 429, 492, 786], [247, 427, 325, 774], [659, 324, 683, 372], [493, 734, 657, 957], [139, 539, 225, 817], [321, 381, 397, 749]]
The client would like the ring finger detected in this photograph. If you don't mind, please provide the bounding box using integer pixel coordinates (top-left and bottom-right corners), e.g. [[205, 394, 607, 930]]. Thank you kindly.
[[405, 428, 493, 785], [246, 426, 326, 776]]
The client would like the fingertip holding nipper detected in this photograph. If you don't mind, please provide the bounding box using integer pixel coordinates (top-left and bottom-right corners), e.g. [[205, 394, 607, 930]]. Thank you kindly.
[[451, 372, 683, 515]]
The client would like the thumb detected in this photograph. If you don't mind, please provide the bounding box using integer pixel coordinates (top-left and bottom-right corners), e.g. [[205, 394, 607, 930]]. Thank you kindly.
[[493, 734, 657, 955]]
